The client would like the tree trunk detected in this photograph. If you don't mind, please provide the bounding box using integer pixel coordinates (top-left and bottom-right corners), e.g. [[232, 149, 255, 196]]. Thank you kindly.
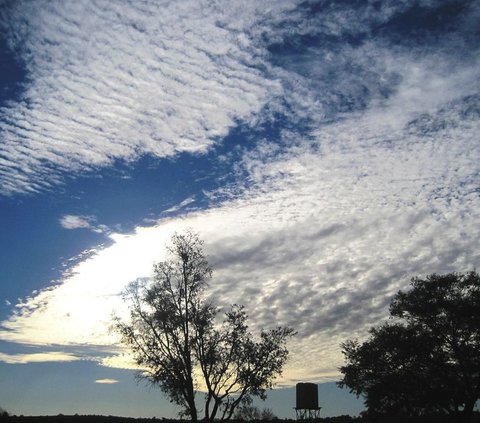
[[187, 388, 197, 423], [458, 398, 475, 423], [452, 398, 475, 423], [182, 259, 197, 422], [190, 404, 198, 422]]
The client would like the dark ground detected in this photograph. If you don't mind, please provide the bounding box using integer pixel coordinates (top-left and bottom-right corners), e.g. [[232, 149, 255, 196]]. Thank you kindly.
[[1, 415, 480, 423]]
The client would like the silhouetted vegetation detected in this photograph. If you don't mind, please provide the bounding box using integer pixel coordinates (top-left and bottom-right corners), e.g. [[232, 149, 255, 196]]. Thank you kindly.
[[233, 404, 277, 421], [0, 416, 166, 423], [339, 271, 480, 423], [2, 414, 480, 423], [114, 231, 295, 423]]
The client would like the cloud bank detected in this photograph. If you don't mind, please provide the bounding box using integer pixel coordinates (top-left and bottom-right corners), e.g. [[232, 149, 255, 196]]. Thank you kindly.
[[0, 0, 479, 384]]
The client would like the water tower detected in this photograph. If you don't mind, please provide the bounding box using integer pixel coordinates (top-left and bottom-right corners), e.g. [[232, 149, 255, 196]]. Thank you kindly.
[[295, 383, 321, 420]]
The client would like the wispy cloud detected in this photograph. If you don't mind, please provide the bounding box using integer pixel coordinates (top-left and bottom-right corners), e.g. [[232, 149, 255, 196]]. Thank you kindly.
[[1, 0, 477, 197], [59, 215, 94, 230], [59, 214, 110, 234], [94, 379, 119, 384], [0, 0, 290, 195], [162, 197, 196, 215], [0, 351, 80, 364]]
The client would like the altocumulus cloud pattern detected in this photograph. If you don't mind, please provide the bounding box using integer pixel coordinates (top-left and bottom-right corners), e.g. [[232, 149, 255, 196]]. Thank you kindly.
[[0, 0, 479, 383]]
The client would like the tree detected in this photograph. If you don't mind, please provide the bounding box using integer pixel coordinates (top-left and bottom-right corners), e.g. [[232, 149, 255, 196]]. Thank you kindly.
[[338, 271, 480, 423], [114, 231, 294, 422]]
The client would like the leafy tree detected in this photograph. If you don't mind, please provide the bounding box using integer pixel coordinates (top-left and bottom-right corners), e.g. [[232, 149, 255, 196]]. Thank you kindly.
[[114, 231, 294, 422], [338, 271, 480, 423]]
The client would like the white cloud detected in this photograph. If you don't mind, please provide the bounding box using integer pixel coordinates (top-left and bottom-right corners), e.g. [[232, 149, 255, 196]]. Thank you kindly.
[[100, 352, 140, 371], [59, 214, 93, 230], [0, 351, 80, 364], [0, 0, 477, 197], [0, 0, 292, 195], [59, 214, 111, 234], [163, 196, 196, 214], [94, 379, 119, 384], [2, 99, 479, 378]]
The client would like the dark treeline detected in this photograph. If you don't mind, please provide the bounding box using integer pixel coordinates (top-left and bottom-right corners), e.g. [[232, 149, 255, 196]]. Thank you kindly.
[[323, 413, 480, 423], [0, 415, 165, 423], [2, 415, 480, 423]]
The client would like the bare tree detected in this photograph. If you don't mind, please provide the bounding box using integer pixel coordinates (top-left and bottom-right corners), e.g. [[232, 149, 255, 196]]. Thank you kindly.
[[114, 231, 294, 422]]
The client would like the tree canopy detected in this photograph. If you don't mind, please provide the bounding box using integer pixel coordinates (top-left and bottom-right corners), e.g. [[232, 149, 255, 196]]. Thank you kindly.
[[114, 231, 294, 422], [338, 271, 480, 423]]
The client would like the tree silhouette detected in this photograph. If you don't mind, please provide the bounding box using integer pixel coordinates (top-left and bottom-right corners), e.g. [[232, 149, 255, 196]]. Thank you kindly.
[[114, 231, 294, 422], [338, 271, 480, 423], [234, 403, 278, 421]]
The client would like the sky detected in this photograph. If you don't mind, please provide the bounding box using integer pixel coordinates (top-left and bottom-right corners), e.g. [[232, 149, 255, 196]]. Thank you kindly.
[[0, 0, 479, 418]]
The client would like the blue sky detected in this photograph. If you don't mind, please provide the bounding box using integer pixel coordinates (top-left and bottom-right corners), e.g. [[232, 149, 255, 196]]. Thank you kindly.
[[0, 0, 479, 418]]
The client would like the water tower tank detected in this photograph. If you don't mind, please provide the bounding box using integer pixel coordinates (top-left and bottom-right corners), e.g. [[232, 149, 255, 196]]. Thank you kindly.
[[296, 383, 318, 410]]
